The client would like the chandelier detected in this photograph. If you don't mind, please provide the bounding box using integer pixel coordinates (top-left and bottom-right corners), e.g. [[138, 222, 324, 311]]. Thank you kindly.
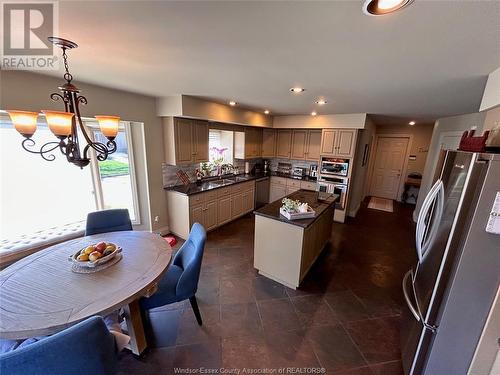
[[6, 37, 119, 168]]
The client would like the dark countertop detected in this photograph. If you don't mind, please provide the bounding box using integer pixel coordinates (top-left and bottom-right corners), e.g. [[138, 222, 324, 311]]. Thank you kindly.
[[165, 172, 317, 196], [253, 189, 338, 228]]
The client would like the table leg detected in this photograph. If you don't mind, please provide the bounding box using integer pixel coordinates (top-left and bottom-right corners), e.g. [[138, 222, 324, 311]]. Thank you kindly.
[[123, 300, 147, 355]]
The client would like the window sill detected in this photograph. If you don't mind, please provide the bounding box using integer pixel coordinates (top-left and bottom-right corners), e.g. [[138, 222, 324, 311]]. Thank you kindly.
[[0, 222, 85, 269]]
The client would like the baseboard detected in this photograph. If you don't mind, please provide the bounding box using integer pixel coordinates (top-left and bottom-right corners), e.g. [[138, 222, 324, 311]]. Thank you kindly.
[[153, 225, 170, 236]]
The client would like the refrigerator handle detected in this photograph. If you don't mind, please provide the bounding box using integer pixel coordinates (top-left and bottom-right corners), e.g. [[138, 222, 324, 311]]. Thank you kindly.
[[403, 270, 420, 322], [416, 180, 442, 262], [421, 182, 444, 260]]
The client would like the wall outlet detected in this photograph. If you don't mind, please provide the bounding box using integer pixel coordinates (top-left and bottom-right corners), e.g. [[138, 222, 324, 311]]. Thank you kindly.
[[154, 216, 159, 223]]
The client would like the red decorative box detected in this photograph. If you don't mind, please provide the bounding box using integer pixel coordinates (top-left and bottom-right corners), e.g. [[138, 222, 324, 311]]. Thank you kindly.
[[458, 130, 490, 152]]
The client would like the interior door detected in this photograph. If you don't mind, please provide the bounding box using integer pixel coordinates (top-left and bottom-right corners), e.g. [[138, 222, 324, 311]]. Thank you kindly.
[[370, 137, 409, 200]]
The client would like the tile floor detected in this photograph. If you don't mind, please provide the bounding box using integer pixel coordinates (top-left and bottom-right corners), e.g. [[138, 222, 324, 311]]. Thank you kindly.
[[117, 199, 416, 374]]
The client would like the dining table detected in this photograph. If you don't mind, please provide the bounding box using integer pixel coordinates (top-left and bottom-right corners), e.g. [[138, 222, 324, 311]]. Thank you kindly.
[[0, 231, 172, 355]]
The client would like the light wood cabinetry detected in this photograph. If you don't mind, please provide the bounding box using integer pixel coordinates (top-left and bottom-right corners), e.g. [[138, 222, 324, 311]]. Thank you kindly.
[[218, 195, 233, 226], [306, 130, 322, 161], [262, 129, 276, 158], [291, 130, 308, 159], [291, 130, 322, 161], [163, 117, 209, 165], [269, 177, 312, 202], [276, 130, 292, 158], [320, 129, 356, 158], [235, 127, 263, 159], [166, 180, 255, 239], [300, 181, 317, 191]]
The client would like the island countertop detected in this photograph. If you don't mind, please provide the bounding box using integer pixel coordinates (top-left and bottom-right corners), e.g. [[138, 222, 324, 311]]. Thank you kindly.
[[254, 189, 339, 228]]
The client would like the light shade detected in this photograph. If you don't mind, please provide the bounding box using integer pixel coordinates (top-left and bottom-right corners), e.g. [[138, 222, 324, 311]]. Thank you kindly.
[[362, 0, 414, 16], [6, 110, 38, 137], [43, 110, 74, 137], [95, 115, 120, 139]]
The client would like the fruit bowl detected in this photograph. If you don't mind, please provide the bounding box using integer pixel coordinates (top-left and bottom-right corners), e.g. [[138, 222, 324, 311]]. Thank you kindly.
[[69, 242, 122, 268]]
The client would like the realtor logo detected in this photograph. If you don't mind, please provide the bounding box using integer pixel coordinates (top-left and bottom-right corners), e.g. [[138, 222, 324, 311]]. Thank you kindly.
[[1, 1, 58, 70]]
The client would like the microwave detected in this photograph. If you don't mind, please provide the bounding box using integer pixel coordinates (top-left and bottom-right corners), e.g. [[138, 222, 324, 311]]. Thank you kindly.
[[320, 157, 350, 177]]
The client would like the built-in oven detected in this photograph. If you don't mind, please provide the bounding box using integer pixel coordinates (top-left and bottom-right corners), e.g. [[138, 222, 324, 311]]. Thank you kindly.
[[320, 157, 350, 177], [317, 176, 348, 210]]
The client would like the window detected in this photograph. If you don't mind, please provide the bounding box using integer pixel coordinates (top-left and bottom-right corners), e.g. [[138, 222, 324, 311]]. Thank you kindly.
[[208, 129, 233, 165], [0, 116, 140, 242]]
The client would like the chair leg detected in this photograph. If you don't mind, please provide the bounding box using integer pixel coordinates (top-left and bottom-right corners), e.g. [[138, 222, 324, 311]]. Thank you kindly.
[[189, 296, 203, 326]]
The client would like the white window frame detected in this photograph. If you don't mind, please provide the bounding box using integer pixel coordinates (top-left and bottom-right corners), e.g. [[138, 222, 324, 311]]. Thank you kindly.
[[84, 120, 141, 225]]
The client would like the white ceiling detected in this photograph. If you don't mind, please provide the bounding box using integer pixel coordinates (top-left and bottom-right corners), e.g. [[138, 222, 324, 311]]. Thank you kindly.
[[42, 1, 500, 123]]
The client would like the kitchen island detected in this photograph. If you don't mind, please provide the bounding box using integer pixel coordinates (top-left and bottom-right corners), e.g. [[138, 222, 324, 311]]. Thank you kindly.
[[253, 189, 338, 289]]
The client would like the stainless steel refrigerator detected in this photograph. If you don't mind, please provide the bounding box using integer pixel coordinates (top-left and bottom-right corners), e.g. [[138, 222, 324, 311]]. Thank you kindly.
[[401, 150, 500, 375]]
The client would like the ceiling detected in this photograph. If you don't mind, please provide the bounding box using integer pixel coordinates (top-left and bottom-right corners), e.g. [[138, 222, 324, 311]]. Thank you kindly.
[[39, 1, 500, 123]]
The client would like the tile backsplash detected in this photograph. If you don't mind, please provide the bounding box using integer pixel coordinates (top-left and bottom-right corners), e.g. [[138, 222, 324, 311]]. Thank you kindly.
[[162, 158, 319, 187]]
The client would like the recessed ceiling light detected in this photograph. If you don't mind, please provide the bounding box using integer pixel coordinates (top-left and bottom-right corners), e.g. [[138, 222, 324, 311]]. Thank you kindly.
[[311, 111, 317, 116], [229, 101, 237, 106], [264, 110, 270, 115], [409, 121, 416, 125], [316, 99, 327, 105], [362, 0, 414, 16], [290, 87, 305, 93]]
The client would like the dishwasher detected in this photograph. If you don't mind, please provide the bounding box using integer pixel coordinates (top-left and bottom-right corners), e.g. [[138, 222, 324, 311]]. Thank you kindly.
[[255, 177, 270, 208]]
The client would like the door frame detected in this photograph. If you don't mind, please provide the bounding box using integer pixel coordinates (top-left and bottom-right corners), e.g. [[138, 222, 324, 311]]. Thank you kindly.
[[367, 134, 413, 201]]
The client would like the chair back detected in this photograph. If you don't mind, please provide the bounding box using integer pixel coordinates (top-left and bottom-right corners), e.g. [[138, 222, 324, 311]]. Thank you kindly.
[[85, 209, 132, 236], [0, 316, 117, 375], [173, 223, 206, 298]]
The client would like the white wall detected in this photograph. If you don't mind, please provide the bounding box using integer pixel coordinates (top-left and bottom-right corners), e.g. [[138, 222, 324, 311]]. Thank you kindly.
[[347, 116, 376, 217], [413, 112, 486, 220], [0, 70, 167, 233]]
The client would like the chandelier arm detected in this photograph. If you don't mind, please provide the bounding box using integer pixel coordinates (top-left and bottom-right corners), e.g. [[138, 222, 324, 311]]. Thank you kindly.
[[21, 138, 65, 162], [83, 141, 110, 161]]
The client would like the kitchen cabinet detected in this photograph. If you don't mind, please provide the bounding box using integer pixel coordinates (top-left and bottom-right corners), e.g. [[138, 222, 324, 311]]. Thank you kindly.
[[163, 117, 209, 165], [300, 181, 317, 191], [306, 130, 322, 161], [231, 192, 244, 218], [262, 129, 276, 158], [242, 188, 255, 213], [269, 183, 287, 203], [291, 130, 322, 161], [234, 127, 263, 159], [166, 181, 256, 239], [218, 195, 232, 226], [320, 129, 356, 158], [291, 130, 308, 159], [276, 130, 292, 159]]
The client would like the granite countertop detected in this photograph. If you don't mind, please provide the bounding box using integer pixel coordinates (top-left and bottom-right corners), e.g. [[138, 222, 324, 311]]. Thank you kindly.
[[254, 189, 339, 228], [165, 172, 317, 196]]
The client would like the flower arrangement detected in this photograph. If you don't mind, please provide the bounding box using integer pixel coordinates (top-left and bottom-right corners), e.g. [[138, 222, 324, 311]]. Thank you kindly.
[[209, 147, 228, 166], [281, 198, 310, 213]]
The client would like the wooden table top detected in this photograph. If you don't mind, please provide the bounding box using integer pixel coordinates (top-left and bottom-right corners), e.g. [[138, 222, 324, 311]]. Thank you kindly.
[[0, 231, 172, 340]]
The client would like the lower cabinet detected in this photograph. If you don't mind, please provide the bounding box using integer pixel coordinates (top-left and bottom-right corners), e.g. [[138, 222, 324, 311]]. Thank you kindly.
[[166, 181, 256, 239], [269, 184, 287, 203], [218, 195, 232, 226], [231, 192, 244, 218]]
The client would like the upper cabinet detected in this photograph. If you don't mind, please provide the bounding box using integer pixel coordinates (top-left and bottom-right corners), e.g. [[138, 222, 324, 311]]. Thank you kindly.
[[276, 130, 292, 158], [291, 129, 322, 161], [320, 129, 356, 158], [163, 117, 209, 165], [261, 129, 276, 158], [234, 127, 263, 159]]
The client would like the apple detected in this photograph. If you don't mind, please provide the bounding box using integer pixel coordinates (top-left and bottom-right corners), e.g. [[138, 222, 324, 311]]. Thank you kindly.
[[84, 246, 95, 255], [95, 242, 107, 253], [89, 251, 102, 262]]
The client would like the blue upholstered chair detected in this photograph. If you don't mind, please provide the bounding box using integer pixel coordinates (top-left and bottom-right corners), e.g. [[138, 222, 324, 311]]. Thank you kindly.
[[85, 209, 132, 236], [0, 316, 117, 375], [141, 223, 206, 325]]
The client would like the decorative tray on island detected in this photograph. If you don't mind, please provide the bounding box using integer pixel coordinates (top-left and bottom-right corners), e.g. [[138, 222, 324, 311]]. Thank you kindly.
[[69, 242, 122, 271], [280, 198, 316, 220]]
